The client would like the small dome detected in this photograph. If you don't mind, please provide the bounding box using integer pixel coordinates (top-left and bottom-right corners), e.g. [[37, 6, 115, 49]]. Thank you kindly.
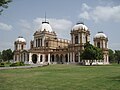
[[40, 21, 52, 32], [72, 22, 88, 31], [15, 36, 26, 43], [94, 32, 107, 38]]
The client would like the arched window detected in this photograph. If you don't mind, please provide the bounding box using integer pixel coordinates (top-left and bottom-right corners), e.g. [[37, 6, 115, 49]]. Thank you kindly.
[[97, 42, 100, 48], [75, 36, 78, 44], [21, 45, 24, 50]]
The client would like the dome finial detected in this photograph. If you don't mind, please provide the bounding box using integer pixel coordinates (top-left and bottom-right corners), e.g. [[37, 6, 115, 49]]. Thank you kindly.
[[42, 12, 49, 24], [45, 12, 46, 22], [98, 31, 103, 33]]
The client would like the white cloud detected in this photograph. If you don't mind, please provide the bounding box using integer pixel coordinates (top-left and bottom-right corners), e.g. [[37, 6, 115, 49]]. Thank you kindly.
[[79, 3, 120, 22], [0, 22, 13, 31], [82, 3, 91, 11], [79, 11, 90, 20], [33, 18, 73, 39]]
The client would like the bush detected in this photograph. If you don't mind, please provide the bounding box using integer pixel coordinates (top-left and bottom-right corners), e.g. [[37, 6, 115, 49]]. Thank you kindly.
[[0, 63, 5, 67], [10, 62, 25, 67]]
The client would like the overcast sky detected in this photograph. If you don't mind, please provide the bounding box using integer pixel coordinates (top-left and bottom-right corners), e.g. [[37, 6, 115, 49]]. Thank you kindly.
[[0, 0, 120, 51]]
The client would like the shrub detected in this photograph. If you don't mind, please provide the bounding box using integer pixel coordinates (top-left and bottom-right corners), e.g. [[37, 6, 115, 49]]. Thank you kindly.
[[0, 63, 5, 67], [10, 62, 25, 67]]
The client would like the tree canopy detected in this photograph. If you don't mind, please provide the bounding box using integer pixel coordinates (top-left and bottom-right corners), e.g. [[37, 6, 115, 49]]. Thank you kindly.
[[114, 50, 120, 64], [1, 49, 13, 62], [109, 49, 115, 63], [81, 42, 103, 65], [0, 0, 12, 14]]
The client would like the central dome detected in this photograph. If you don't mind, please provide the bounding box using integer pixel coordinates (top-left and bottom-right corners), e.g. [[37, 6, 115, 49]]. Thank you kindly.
[[72, 22, 88, 31], [40, 21, 53, 32]]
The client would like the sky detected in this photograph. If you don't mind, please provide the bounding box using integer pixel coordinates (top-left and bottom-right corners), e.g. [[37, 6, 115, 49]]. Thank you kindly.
[[0, 0, 120, 51]]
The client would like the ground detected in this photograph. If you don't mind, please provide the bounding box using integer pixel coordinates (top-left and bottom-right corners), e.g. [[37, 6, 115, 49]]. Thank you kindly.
[[0, 64, 120, 90]]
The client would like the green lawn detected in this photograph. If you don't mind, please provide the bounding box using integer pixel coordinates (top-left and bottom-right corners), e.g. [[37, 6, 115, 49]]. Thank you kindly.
[[0, 64, 120, 90]]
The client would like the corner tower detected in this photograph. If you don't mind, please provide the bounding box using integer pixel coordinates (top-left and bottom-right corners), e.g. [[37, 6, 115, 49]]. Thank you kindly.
[[94, 32, 109, 64], [13, 36, 26, 62], [69, 22, 90, 63]]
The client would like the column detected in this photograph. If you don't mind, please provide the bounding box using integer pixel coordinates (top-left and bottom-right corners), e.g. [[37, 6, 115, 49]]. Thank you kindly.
[[43, 54, 45, 63], [78, 52, 80, 62], [48, 54, 50, 64], [73, 52, 75, 63], [78, 33, 80, 44], [70, 52, 72, 63], [29, 53, 32, 64], [42, 37, 45, 46], [107, 54, 109, 64], [16, 55, 19, 62], [68, 53, 70, 63], [37, 54, 40, 64]]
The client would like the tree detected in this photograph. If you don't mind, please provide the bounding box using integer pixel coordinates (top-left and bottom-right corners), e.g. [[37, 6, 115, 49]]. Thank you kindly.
[[109, 49, 115, 63], [114, 50, 120, 64], [0, 52, 2, 62], [2, 49, 13, 62], [81, 42, 103, 65], [0, 0, 12, 14]]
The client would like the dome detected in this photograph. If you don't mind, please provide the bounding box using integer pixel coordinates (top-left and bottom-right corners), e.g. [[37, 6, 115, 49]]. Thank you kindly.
[[94, 32, 107, 38], [40, 21, 52, 32], [72, 22, 88, 31], [15, 36, 26, 43]]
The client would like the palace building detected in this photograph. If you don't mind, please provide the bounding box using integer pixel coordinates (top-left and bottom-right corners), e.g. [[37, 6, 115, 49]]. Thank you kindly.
[[13, 19, 109, 65]]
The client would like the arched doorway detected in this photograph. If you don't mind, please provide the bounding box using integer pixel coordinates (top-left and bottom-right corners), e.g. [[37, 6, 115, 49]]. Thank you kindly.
[[51, 55, 54, 62], [40, 55, 42, 62], [45, 55, 48, 62], [75, 53, 78, 62], [65, 54, 68, 62], [32, 54, 37, 64], [97, 42, 100, 48]]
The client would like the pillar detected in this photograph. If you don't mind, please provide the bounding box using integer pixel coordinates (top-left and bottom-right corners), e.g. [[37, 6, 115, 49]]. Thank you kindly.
[[37, 54, 40, 64], [43, 54, 45, 62], [70, 52, 72, 63], [48, 54, 50, 64], [68, 53, 70, 63], [78, 33, 80, 44], [29, 53, 32, 64], [73, 52, 75, 63], [78, 52, 80, 62]]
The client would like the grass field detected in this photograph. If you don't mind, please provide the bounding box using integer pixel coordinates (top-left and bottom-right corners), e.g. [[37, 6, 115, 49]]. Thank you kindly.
[[0, 64, 120, 90]]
